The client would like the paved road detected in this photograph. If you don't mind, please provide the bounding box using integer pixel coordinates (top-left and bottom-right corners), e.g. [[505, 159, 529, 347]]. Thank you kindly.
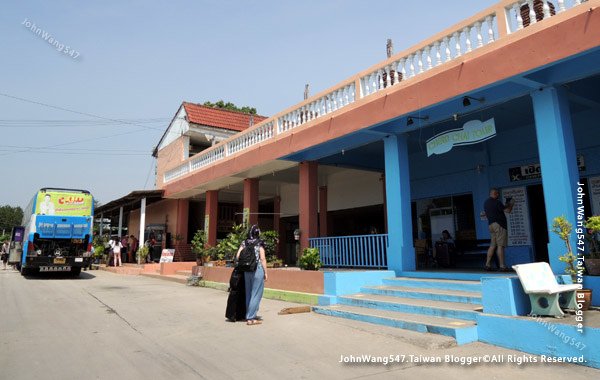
[[1, 269, 598, 380]]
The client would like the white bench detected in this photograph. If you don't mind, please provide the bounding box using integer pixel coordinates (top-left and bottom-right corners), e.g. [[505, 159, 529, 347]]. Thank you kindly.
[[512, 262, 582, 318]]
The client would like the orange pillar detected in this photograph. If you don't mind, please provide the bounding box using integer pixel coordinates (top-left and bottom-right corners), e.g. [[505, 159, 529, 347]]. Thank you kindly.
[[243, 178, 259, 226], [176, 199, 189, 242], [273, 196, 282, 259], [299, 161, 318, 251], [205, 190, 218, 247], [319, 186, 328, 237]]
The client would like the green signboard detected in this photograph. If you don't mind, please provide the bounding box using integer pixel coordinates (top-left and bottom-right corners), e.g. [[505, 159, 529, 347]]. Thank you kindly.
[[35, 191, 93, 216], [426, 118, 496, 157]]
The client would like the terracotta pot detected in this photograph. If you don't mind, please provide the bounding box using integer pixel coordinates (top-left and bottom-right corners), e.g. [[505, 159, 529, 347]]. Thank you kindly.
[[585, 258, 600, 276], [577, 289, 593, 311]]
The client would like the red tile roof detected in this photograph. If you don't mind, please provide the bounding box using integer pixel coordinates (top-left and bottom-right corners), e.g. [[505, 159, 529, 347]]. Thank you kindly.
[[182, 102, 268, 132]]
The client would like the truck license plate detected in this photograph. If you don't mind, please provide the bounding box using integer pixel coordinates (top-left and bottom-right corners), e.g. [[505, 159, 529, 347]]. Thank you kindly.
[[54, 257, 66, 264], [40, 266, 71, 272]]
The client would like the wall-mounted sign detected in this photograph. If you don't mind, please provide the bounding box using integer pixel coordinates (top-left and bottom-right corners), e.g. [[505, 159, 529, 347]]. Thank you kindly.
[[502, 187, 531, 246], [426, 118, 496, 157], [242, 208, 250, 225], [508, 155, 585, 182]]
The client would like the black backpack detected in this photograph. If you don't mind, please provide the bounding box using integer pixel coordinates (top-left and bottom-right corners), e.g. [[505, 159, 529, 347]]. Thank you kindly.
[[237, 241, 258, 272]]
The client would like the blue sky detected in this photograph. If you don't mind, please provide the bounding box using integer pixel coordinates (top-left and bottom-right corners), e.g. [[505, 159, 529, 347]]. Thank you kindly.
[[0, 0, 497, 209]]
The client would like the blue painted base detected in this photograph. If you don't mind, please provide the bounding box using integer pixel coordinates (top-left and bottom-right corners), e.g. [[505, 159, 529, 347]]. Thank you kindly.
[[320, 270, 396, 305], [477, 313, 600, 369], [481, 277, 531, 316], [505, 246, 535, 267]]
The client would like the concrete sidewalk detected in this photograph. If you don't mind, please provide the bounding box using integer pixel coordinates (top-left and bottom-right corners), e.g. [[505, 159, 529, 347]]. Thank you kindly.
[[1, 269, 598, 379]]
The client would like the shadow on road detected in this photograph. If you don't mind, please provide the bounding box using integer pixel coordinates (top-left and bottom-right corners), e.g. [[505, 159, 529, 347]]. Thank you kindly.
[[22, 271, 96, 280]]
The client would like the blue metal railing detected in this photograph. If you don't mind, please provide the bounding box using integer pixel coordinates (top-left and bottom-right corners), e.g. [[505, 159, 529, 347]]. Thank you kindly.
[[309, 234, 388, 268]]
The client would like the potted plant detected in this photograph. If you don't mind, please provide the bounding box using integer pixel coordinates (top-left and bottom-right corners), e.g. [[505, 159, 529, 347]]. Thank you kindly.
[[92, 245, 104, 266], [552, 216, 592, 310], [217, 224, 247, 263], [261, 230, 279, 263], [267, 258, 283, 268], [584, 216, 600, 276], [92, 235, 106, 266], [299, 247, 321, 271], [136, 245, 150, 264], [205, 246, 220, 266], [191, 229, 208, 265]]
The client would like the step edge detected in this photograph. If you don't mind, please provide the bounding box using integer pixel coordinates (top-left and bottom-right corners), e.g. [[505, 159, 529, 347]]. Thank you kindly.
[[341, 294, 482, 311], [362, 285, 482, 296], [313, 305, 477, 329]]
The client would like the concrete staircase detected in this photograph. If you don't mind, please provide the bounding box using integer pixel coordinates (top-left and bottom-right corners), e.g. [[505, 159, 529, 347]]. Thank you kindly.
[[313, 277, 482, 345]]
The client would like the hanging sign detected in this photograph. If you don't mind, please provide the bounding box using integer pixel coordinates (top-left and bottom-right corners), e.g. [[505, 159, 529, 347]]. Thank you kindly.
[[426, 118, 496, 157], [508, 155, 585, 182], [501, 187, 531, 246], [204, 215, 210, 235]]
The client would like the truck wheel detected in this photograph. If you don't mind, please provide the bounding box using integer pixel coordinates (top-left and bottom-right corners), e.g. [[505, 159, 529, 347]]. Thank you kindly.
[[71, 267, 82, 277]]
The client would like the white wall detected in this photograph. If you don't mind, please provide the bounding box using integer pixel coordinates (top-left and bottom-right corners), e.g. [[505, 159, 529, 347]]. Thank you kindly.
[[278, 168, 383, 217], [158, 106, 189, 151], [327, 169, 383, 211]]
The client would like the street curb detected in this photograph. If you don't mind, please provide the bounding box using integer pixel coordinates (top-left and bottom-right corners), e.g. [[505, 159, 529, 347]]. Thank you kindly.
[[198, 280, 319, 305], [140, 273, 187, 284]]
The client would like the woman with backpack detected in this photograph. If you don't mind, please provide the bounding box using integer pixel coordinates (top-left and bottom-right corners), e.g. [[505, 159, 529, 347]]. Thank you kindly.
[[235, 225, 268, 325]]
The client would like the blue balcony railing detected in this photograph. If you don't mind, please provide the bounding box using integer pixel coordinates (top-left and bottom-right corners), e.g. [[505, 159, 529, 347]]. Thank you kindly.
[[309, 234, 388, 268]]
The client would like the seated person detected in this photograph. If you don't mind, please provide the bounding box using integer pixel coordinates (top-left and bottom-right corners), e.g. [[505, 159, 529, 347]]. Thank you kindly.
[[440, 230, 454, 245], [433, 230, 455, 267]]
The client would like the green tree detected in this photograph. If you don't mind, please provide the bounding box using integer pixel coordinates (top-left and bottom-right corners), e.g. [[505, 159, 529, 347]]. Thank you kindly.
[[203, 100, 257, 115], [0, 205, 24, 233]]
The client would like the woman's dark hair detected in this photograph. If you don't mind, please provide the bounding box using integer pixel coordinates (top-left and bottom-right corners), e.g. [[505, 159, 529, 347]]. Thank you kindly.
[[248, 224, 261, 240]]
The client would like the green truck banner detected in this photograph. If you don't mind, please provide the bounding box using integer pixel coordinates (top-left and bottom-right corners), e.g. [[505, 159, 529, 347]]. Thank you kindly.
[[35, 191, 93, 216]]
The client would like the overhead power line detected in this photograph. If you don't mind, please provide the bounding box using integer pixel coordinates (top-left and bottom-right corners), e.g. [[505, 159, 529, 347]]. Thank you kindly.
[[0, 92, 172, 157], [0, 118, 169, 129], [0, 92, 168, 132]]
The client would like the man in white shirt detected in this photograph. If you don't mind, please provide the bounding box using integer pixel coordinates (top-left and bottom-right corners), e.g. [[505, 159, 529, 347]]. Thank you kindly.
[[39, 194, 56, 215]]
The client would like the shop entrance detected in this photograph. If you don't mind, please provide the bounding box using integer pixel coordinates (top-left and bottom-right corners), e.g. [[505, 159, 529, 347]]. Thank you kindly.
[[527, 184, 549, 263]]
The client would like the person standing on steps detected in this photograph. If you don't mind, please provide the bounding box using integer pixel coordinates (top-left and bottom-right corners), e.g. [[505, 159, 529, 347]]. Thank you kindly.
[[483, 188, 514, 272], [235, 225, 268, 325]]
